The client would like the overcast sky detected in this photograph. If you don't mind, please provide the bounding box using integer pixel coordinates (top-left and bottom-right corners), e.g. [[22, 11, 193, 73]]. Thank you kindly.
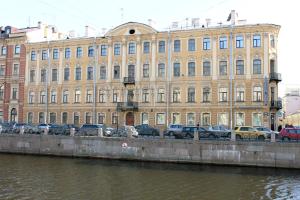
[[1, 0, 299, 96]]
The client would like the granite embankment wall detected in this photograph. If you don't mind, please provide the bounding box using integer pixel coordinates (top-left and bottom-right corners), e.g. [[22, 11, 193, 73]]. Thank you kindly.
[[0, 134, 299, 169]]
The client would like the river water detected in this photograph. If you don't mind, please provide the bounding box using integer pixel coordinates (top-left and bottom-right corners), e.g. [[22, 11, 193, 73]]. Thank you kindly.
[[0, 154, 299, 200]]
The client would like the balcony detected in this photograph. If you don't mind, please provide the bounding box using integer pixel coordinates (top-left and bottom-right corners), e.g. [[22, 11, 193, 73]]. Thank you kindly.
[[123, 77, 135, 85], [269, 72, 282, 82], [117, 102, 138, 111], [270, 100, 282, 110]]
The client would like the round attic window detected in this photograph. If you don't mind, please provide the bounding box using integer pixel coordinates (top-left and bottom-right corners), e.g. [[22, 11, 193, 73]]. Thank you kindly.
[[129, 29, 135, 34]]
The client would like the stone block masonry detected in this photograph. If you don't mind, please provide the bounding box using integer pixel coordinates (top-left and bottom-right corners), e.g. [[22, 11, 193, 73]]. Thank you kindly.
[[0, 134, 300, 169]]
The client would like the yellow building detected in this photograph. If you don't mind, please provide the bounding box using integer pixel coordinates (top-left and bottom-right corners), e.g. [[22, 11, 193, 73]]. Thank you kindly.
[[24, 20, 281, 131]]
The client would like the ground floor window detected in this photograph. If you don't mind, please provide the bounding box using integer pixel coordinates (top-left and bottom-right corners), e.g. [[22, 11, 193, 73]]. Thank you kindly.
[[74, 112, 80, 126], [187, 113, 195, 126], [156, 113, 165, 125], [202, 113, 211, 126], [141, 113, 149, 124], [0, 111, 3, 123], [62, 112, 68, 124], [50, 113, 56, 124], [27, 112, 33, 124], [172, 113, 180, 124], [85, 112, 92, 124], [218, 113, 228, 126], [235, 112, 245, 126], [252, 113, 263, 127], [98, 113, 105, 124], [112, 112, 118, 124], [39, 112, 44, 123]]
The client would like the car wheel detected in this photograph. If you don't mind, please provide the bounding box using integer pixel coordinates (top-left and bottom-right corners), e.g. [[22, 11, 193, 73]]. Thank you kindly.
[[236, 134, 242, 140], [208, 134, 215, 139], [169, 131, 174, 136], [258, 135, 265, 141]]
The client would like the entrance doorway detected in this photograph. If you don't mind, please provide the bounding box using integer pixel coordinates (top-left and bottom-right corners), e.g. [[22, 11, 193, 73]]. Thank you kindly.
[[270, 113, 275, 131], [128, 65, 135, 78], [125, 112, 134, 126], [10, 108, 17, 122]]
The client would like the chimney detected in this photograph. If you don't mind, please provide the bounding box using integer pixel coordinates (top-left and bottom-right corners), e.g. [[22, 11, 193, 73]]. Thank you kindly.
[[230, 10, 238, 25], [85, 25, 89, 37]]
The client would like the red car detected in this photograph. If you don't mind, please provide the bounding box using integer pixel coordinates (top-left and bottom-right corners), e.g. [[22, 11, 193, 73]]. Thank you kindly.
[[279, 127, 300, 141]]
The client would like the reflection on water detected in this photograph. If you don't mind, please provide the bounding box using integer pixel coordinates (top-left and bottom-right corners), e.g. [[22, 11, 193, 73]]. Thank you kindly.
[[0, 154, 299, 200]]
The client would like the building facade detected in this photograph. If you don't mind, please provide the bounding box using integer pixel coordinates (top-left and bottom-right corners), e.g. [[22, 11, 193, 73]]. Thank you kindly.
[[24, 21, 281, 130]]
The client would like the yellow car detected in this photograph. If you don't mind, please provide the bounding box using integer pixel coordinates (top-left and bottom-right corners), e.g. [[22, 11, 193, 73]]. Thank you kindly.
[[234, 126, 265, 141]]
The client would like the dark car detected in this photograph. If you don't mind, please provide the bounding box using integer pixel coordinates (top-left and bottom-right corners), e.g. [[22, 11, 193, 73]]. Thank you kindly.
[[206, 125, 231, 138], [174, 126, 221, 139], [13, 123, 40, 134], [0, 122, 15, 133], [279, 127, 300, 141], [77, 124, 107, 136], [49, 124, 79, 135], [135, 124, 160, 136]]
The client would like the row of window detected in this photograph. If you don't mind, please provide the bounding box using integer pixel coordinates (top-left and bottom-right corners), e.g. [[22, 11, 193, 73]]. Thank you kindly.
[[0, 64, 19, 76], [28, 58, 264, 83], [26, 85, 268, 104], [0, 45, 20, 56], [26, 111, 263, 127], [28, 34, 268, 61], [0, 86, 18, 100]]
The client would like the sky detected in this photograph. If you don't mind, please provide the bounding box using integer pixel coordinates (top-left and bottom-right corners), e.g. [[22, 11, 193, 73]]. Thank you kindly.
[[1, 0, 299, 96]]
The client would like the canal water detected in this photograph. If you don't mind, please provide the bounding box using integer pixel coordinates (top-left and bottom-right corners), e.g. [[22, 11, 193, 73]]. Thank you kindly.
[[0, 154, 299, 200]]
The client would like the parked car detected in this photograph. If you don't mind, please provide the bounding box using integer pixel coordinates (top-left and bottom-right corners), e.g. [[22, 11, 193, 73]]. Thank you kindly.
[[164, 124, 184, 136], [135, 124, 160, 136], [48, 124, 79, 135], [174, 126, 218, 139], [279, 127, 300, 141], [77, 124, 107, 136], [255, 126, 279, 139], [104, 127, 115, 137], [113, 126, 138, 138], [12, 123, 27, 134], [234, 126, 265, 140], [206, 125, 231, 138], [0, 122, 15, 133]]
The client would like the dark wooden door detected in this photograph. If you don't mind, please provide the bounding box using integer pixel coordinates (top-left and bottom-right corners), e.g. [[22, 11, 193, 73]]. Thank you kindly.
[[126, 112, 134, 126]]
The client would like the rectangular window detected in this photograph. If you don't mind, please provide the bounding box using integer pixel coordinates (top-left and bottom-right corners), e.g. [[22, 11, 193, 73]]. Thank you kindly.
[[12, 88, 18, 99], [40, 92, 46, 104], [143, 64, 149, 78], [253, 59, 261, 74], [87, 67, 93, 80], [219, 36, 227, 49], [203, 87, 210, 102], [113, 66, 120, 79], [62, 112, 68, 124], [1, 46, 7, 55], [172, 113, 180, 124], [188, 88, 195, 102], [174, 40, 181, 52], [52, 69, 58, 81], [219, 88, 227, 102], [253, 35, 261, 47], [76, 47, 83, 58], [75, 67, 81, 80], [173, 63, 180, 77], [203, 61, 211, 76], [156, 113, 165, 125], [88, 46, 94, 57], [202, 113, 211, 126], [50, 113, 56, 124], [42, 50, 48, 60], [187, 113, 195, 126], [51, 92, 56, 103], [98, 113, 105, 124], [188, 62, 195, 76], [63, 91, 69, 103], [101, 45, 107, 56], [236, 87, 245, 102], [0, 87, 3, 100], [100, 66, 106, 80], [31, 51, 36, 61], [158, 41, 165, 53], [158, 63, 165, 78], [142, 89, 150, 103], [64, 68, 70, 81], [86, 90, 93, 103], [99, 91, 105, 103], [143, 42, 150, 54], [188, 39, 195, 51], [13, 64, 19, 76], [218, 113, 228, 126], [236, 35, 244, 48], [53, 48, 59, 59], [41, 69, 46, 82], [235, 112, 245, 126], [270, 35, 275, 48], [203, 38, 211, 50], [113, 92, 118, 103], [30, 70, 35, 82], [15, 45, 20, 54], [75, 90, 81, 103], [236, 60, 244, 75], [157, 88, 165, 102], [114, 43, 121, 55], [65, 48, 71, 59], [219, 61, 227, 76], [0, 65, 5, 76], [253, 86, 262, 102], [141, 113, 149, 124], [128, 42, 136, 54], [252, 113, 263, 127], [173, 88, 180, 102], [112, 113, 118, 124]]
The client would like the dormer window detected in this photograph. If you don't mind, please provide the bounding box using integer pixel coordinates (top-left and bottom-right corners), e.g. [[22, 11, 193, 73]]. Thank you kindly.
[[129, 29, 135, 34]]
